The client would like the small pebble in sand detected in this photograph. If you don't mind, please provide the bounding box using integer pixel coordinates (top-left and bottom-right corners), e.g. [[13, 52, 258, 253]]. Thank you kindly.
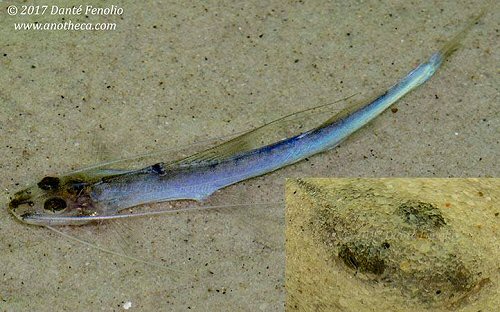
[[123, 301, 132, 310]]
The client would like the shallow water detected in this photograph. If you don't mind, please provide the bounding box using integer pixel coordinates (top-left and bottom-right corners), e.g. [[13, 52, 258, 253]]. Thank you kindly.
[[0, 1, 498, 311]]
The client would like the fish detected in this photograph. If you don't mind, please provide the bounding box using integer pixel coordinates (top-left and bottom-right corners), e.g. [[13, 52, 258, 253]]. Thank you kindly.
[[8, 13, 482, 226]]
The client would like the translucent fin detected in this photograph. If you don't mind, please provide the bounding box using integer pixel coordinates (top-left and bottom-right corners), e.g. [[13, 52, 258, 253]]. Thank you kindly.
[[169, 94, 358, 167], [439, 9, 485, 59], [63, 94, 357, 176], [69, 131, 246, 174], [317, 96, 374, 129]]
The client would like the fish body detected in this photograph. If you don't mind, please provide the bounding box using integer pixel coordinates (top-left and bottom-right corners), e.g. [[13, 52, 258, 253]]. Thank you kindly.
[[8, 14, 480, 225], [93, 52, 443, 210]]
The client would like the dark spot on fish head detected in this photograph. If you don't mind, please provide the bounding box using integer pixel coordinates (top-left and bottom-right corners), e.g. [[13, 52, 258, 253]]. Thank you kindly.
[[43, 197, 67, 212], [8, 188, 40, 223], [8, 187, 34, 209], [9, 198, 23, 210], [37, 176, 60, 190]]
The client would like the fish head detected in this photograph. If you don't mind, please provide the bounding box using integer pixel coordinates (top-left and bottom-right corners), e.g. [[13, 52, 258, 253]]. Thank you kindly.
[[8, 175, 98, 226]]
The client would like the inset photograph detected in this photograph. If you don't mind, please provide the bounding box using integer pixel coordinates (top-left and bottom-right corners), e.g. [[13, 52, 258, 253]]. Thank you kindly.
[[286, 178, 499, 311]]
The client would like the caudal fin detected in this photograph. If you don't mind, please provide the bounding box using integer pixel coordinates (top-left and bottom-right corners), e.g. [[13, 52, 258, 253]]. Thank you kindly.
[[439, 9, 485, 59]]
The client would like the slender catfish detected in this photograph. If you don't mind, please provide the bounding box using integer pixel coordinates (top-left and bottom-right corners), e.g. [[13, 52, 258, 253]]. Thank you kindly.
[[8, 14, 482, 225]]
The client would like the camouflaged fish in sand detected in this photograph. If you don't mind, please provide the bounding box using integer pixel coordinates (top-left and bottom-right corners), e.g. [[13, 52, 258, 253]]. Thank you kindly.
[[292, 179, 491, 309]]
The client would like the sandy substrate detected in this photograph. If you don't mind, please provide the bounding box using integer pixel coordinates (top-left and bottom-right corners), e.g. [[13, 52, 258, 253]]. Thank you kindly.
[[286, 178, 499, 311], [0, 1, 498, 311]]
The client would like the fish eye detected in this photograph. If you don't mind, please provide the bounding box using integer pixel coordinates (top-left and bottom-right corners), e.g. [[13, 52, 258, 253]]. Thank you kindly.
[[44, 197, 67, 212], [37, 176, 60, 190]]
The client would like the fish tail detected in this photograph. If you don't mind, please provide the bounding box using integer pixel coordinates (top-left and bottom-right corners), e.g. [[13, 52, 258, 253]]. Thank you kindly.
[[438, 9, 485, 59]]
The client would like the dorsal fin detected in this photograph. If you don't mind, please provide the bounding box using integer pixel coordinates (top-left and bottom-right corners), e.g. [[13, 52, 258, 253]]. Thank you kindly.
[[54, 94, 356, 180], [169, 94, 358, 167]]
